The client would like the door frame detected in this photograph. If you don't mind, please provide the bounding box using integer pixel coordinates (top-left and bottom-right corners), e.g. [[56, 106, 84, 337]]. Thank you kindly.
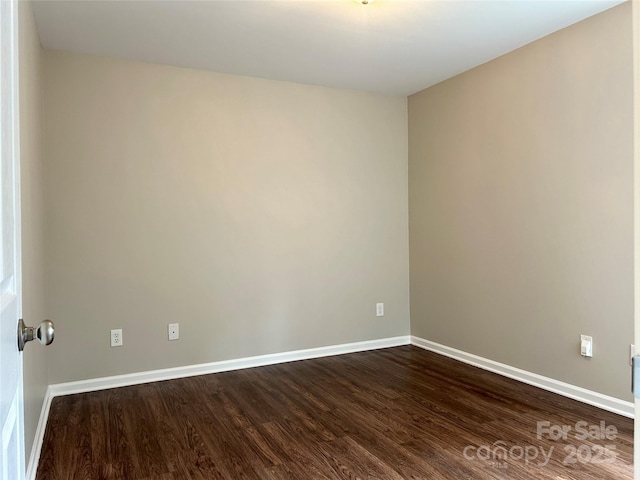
[[633, 0, 639, 478]]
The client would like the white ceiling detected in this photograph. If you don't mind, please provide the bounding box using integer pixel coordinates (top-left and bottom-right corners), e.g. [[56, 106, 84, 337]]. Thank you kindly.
[[32, 0, 625, 96]]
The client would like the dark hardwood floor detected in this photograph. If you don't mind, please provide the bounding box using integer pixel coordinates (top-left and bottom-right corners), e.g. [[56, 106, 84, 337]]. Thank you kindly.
[[36, 346, 633, 479]]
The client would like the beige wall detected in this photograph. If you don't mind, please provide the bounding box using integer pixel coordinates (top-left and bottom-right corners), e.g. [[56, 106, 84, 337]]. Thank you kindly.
[[19, 0, 47, 462], [409, 3, 633, 400], [43, 51, 410, 383]]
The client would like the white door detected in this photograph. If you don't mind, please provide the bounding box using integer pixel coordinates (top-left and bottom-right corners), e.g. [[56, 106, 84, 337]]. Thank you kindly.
[[0, 0, 25, 479]]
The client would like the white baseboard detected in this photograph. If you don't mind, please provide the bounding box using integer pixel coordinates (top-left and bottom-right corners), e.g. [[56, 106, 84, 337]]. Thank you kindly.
[[46, 335, 411, 397], [411, 336, 634, 419], [25, 385, 53, 480]]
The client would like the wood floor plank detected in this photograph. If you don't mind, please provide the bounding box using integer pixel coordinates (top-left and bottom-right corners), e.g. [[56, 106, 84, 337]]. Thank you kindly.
[[315, 436, 406, 480], [36, 346, 633, 479], [38, 394, 94, 480]]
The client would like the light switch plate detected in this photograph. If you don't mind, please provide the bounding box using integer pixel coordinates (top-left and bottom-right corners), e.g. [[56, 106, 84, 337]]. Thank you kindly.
[[580, 335, 592, 358]]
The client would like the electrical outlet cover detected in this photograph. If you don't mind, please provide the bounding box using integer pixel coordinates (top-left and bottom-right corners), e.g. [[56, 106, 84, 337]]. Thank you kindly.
[[168, 323, 179, 341], [111, 329, 123, 347]]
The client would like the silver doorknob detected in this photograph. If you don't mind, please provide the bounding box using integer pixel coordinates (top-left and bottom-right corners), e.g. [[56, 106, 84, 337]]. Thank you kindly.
[[18, 319, 54, 351]]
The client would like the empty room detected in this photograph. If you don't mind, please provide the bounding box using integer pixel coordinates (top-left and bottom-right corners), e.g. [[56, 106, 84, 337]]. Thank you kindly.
[[1, 0, 639, 479]]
